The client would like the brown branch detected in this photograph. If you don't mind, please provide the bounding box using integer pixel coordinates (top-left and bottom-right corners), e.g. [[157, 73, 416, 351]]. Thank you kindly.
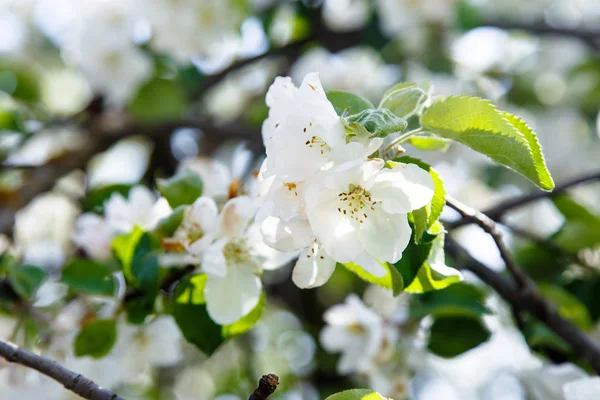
[[448, 170, 600, 230], [445, 236, 600, 374], [0, 339, 125, 400], [249, 374, 279, 400], [446, 196, 530, 289], [482, 19, 600, 49]]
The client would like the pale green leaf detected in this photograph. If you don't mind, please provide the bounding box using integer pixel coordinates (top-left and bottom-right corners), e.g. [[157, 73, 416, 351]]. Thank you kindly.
[[538, 284, 592, 330], [345, 108, 407, 138], [409, 135, 451, 151], [157, 169, 203, 208], [222, 291, 265, 338], [326, 90, 374, 116], [379, 82, 428, 119], [325, 389, 390, 400], [421, 96, 554, 190], [344, 262, 404, 296]]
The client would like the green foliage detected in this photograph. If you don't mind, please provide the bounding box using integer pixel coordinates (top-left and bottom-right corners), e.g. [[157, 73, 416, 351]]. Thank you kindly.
[[0, 64, 39, 102], [325, 389, 388, 400], [405, 262, 463, 293], [112, 227, 160, 323], [61, 259, 116, 296], [344, 261, 404, 296], [409, 135, 451, 151], [421, 96, 554, 190], [538, 284, 592, 330], [171, 274, 265, 355], [393, 227, 434, 289], [157, 169, 203, 208], [83, 184, 132, 213], [410, 283, 491, 319], [7, 264, 46, 300], [129, 78, 187, 122], [154, 206, 186, 238], [74, 319, 117, 358], [551, 195, 600, 252], [379, 82, 428, 119], [326, 90, 374, 116], [428, 316, 491, 358], [344, 108, 408, 138]]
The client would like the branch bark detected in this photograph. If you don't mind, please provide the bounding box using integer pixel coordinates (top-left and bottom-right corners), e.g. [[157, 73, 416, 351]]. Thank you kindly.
[[445, 237, 600, 374], [0, 339, 125, 400], [249, 374, 279, 400]]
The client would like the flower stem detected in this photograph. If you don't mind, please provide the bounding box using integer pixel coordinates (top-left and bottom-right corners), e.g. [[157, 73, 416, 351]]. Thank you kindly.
[[381, 127, 423, 158]]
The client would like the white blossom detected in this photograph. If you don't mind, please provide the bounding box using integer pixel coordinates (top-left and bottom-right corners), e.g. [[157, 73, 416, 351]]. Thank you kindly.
[[564, 377, 600, 400], [320, 294, 384, 374], [305, 159, 433, 276]]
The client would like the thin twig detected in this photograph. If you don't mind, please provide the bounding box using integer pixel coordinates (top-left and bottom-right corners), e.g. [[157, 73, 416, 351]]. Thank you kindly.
[[0, 339, 125, 400], [249, 374, 279, 400], [448, 170, 600, 230], [445, 237, 600, 374], [446, 195, 530, 289]]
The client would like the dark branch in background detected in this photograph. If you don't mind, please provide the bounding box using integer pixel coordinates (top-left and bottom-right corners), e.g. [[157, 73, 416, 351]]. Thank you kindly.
[[449, 170, 600, 230], [445, 237, 600, 374], [0, 340, 125, 400], [483, 19, 600, 50], [249, 374, 279, 400], [444, 197, 600, 374]]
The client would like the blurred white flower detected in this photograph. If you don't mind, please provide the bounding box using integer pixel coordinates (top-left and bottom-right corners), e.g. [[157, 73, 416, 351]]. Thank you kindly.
[[290, 47, 399, 102], [14, 192, 79, 270], [113, 316, 183, 377], [87, 136, 153, 188], [522, 363, 588, 400], [104, 185, 171, 232], [320, 294, 384, 374], [5, 127, 85, 167], [72, 213, 115, 261], [375, 0, 457, 38], [322, 0, 370, 33], [564, 377, 600, 400]]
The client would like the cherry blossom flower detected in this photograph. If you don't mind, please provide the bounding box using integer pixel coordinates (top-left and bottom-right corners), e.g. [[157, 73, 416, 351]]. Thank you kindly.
[[320, 294, 384, 374]]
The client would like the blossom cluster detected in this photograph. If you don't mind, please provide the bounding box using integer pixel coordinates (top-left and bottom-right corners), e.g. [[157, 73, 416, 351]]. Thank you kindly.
[[256, 72, 435, 288]]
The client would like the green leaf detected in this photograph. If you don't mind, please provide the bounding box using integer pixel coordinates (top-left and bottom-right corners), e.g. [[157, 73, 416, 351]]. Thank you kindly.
[[344, 261, 404, 296], [538, 284, 592, 330], [83, 184, 132, 213], [421, 96, 554, 190], [112, 226, 145, 277], [7, 264, 46, 300], [129, 78, 187, 122], [524, 320, 571, 355], [325, 389, 389, 400], [157, 169, 203, 208], [409, 135, 451, 151], [124, 293, 156, 324], [326, 90, 374, 116], [392, 227, 434, 288], [171, 274, 223, 355], [345, 108, 408, 138], [74, 319, 117, 358], [61, 259, 115, 296], [379, 82, 428, 119], [427, 316, 491, 358], [553, 195, 600, 222], [154, 206, 186, 238], [406, 262, 463, 294], [410, 282, 490, 318], [411, 207, 429, 243], [551, 195, 600, 252], [222, 292, 265, 338], [130, 233, 160, 291]]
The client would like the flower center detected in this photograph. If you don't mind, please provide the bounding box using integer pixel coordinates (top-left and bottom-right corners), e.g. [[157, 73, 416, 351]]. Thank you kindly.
[[223, 239, 251, 266], [304, 133, 330, 155], [347, 323, 366, 335], [337, 184, 378, 224]]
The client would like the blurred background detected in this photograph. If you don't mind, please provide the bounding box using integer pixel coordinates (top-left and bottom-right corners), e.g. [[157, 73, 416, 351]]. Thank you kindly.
[[1, 0, 600, 399]]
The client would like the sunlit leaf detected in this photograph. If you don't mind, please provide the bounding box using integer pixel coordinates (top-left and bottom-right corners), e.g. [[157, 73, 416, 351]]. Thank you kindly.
[[74, 319, 117, 359]]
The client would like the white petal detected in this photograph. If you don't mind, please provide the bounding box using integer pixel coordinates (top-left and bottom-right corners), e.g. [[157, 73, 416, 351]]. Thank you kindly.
[[201, 239, 228, 278], [358, 209, 411, 264], [336, 339, 364, 375], [270, 180, 305, 221], [260, 216, 314, 252], [292, 244, 336, 288], [217, 195, 255, 238], [246, 223, 297, 270], [564, 378, 600, 400], [319, 325, 354, 352], [204, 264, 262, 325], [353, 250, 387, 277], [187, 196, 219, 232], [329, 138, 383, 163], [370, 163, 434, 214]]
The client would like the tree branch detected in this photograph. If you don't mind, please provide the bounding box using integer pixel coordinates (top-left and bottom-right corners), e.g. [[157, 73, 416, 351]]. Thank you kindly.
[[448, 170, 600, 230], [482, 19, 600, 49], [445, 236, 600, 374], [0, 339, 125, 400], [249, 374, 279, 400]]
